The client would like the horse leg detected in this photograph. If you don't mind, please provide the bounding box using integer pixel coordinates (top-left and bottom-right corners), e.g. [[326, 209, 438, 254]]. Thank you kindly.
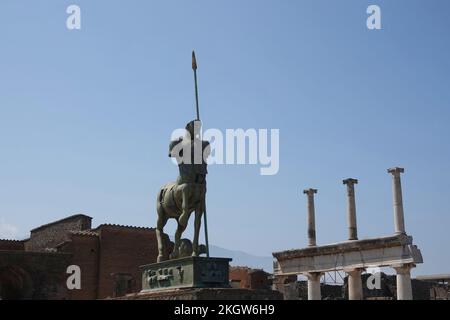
[[171, 187, 190, 259], [192, 204, 203, 257], [156, 203, 168, 262], [171, 221, 186, 259]]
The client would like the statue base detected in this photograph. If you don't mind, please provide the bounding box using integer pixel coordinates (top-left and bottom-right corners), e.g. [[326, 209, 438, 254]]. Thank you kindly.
[[140, 256, 232, 292], [115, 287, 283, 300]]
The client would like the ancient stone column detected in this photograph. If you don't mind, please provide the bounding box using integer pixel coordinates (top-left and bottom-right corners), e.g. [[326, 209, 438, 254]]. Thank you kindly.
[[306, 272, 322, 300], [343, 178, 358, 240], [394, 264, 414, 300], [345, 268, 364, 300], [387, 167, 406, 235], [303, 188, 318, 247]]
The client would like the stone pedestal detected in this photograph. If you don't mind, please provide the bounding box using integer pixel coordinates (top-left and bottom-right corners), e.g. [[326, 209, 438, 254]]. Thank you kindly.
[[140, 257, 232, 292], [115, 288, 283, 300]]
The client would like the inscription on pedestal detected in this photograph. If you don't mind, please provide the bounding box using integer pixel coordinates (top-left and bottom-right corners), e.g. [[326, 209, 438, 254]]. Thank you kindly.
[[140, 257, 232, 291]]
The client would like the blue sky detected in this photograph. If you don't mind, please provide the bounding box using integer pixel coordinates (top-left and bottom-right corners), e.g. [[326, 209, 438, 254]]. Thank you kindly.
[[0, 0, 449, 276]]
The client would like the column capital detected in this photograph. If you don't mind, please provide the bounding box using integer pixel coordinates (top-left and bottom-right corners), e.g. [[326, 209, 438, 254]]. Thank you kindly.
[[388, 167, 405, 176], [393, 263, 415, 274], [343, 178, 358, 186], [343, 267, 365, 275], [303, 188, 317, 195], [304, 272, 323, 281]]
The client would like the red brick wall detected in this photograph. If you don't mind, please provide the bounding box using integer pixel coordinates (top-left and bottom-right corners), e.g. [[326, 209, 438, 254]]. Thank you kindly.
[[95, 226, 170, 299], [249, 270, 270, 290], [1, 218, 173, 300], [230, 268, 251, 288], [0, 240, 25, 251], [0, 251, 71, 299], [229, 267, 270, 290], [60, 234, 100, 300]]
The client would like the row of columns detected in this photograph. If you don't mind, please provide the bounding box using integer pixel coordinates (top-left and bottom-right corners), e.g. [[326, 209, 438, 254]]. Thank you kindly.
[[305, 264, 414, 300], [302, 167, 413, 300]]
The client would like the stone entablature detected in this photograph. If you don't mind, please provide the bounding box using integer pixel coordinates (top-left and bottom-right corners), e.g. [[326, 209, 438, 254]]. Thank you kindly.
[[273, 234, 422, 274]]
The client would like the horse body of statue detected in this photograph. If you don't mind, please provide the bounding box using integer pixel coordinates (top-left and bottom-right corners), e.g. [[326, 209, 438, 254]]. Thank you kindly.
[[156, 120, 210, 262]]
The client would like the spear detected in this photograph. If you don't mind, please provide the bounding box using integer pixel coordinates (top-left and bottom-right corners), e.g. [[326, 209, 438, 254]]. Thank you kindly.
[[192, 51, 200, 121], [192, 50, 210, 257]]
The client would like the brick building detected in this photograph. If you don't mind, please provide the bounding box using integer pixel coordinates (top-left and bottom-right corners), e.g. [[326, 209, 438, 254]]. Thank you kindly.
[[0, 214, 171, 300], [229, 266, 271, 290]]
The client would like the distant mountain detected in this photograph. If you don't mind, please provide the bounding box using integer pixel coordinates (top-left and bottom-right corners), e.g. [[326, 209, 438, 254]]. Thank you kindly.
[[167, 236, 274, 272], [209, 245, 274, 273]]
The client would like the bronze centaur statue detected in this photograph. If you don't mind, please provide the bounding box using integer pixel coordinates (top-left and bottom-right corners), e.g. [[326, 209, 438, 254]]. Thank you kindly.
[[155, 120, 210, 262]]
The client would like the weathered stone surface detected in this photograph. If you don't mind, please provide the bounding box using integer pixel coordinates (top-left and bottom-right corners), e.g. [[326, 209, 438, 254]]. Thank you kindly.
[[343, 178, 358, 240], [273, 234, 423, 274], [303, 189, 317, 247], [28, 214, 92, 252], [388, 167, 406, 234]]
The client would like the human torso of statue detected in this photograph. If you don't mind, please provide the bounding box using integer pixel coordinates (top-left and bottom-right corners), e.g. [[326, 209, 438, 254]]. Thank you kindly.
[[169, 136, 210, 185]]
